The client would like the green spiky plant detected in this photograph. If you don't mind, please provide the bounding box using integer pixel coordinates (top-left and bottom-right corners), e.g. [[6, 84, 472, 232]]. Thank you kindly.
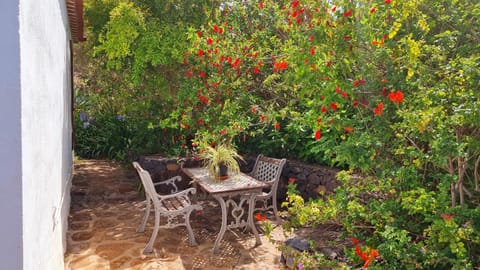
[[200, 142, 244, 179]]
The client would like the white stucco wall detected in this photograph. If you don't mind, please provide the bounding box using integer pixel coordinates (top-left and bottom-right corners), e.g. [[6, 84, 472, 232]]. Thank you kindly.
[[0, 1, 23, 269], [19, 0, 73, 269]]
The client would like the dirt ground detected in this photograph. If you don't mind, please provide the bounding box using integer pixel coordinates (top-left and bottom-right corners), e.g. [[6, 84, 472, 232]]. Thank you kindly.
[[64, 160, 288, 270]]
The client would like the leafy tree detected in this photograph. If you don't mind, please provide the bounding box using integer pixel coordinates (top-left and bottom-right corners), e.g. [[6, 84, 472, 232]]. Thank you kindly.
[[75, 0, 480, 267]]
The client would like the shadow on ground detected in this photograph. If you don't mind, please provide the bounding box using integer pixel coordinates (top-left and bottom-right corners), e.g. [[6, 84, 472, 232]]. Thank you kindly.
[[64, 160, 286, 270]]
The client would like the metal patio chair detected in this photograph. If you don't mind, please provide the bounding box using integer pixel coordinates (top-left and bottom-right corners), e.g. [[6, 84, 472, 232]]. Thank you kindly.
[[248, 155, 286, 219], [132, 162, 202, 253]]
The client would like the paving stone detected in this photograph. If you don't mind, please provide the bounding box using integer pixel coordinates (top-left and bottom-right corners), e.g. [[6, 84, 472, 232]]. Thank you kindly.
[[64, 159, 286, 270], [71, 231, 94, 242]]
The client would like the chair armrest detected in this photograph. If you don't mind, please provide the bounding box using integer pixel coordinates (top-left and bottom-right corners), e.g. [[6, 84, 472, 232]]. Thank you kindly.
[[153, 175, 182, 194], [157, 187, 197, 201]]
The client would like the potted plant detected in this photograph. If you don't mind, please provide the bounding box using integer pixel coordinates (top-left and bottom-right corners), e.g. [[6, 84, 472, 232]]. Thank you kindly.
[[199, 142, 244, 180]]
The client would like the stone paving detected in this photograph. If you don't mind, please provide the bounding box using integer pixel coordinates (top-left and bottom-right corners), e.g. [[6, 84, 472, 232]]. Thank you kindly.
[[64, 160, 287, 270]]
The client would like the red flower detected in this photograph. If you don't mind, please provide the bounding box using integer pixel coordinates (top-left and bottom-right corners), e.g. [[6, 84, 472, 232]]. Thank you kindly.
[[199, 71, 206, 78], [220, 129, 226, 135], [253, 67, 260, 74], [291, 1, 300, 8], [326, 60, 333, 67], [309, 35, 314, 42], [310, 48, 315, 55], [255, 213, 267, 221], [355, 246, 362, 256], [350, 237, 359, 245], [373, 102, 383, 115], [385, 0, 391, 3], [370, 7, 376, 13], [331, 6, 337, 12], [388, 90, 404, 103], [197, 31, 202, 38], [341, 91, 349, 99], [198, 95, 209, 105], [275, 123, 280, 130], [363, 258, 371, 268], [213, 25, 223, 34], [343, 35, 351, 41], [321, 106, 327, 113], [260, 115, 266, 122], [251, 106, 257, 113], [343, 9, 353, 17], [316, 118, 322, 124], [344, 126, 353, 133], [288, 177, 296, 184], [353, 79, 365, 87], [330, 103, 338, 111], [231, 58, 240, 68], [335, 86, 340, 93], [198, 49, 204, 57], [315, 129, 321, 140], [206, 38, 213, 45], [258, 1, 264, 9], [274, 60, 289, 71], [381, 87, 388, 95]]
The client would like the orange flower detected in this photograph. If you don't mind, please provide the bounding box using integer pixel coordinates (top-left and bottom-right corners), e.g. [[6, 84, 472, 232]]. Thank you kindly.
[[441, 213, 454, 221]]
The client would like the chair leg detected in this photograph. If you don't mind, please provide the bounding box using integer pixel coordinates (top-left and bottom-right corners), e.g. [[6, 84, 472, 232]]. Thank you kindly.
[[137, 199, 151, 233], [272, 193, 279, 220], [144, 211, 160, 254], [185, 212, 198, 246]]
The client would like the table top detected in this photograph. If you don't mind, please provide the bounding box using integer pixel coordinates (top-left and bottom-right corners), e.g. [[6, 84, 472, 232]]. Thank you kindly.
[[182, 167, 269, 195]]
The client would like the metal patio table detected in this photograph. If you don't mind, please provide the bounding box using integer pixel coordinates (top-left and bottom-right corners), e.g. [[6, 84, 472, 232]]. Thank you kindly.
[[182, 167, 269, 254]]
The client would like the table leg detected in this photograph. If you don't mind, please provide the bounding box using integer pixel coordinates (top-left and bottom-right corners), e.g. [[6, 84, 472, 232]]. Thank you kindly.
[[212, 195, 228, 254], [247, 194, 262, 246]]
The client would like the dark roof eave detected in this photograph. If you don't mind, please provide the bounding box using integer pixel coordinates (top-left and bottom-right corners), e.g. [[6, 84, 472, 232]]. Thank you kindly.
[[66, 0, 85, 43]]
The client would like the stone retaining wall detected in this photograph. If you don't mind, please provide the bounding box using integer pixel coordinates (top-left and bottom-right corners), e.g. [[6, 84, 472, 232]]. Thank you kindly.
[[138, 154, 342, 201]]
